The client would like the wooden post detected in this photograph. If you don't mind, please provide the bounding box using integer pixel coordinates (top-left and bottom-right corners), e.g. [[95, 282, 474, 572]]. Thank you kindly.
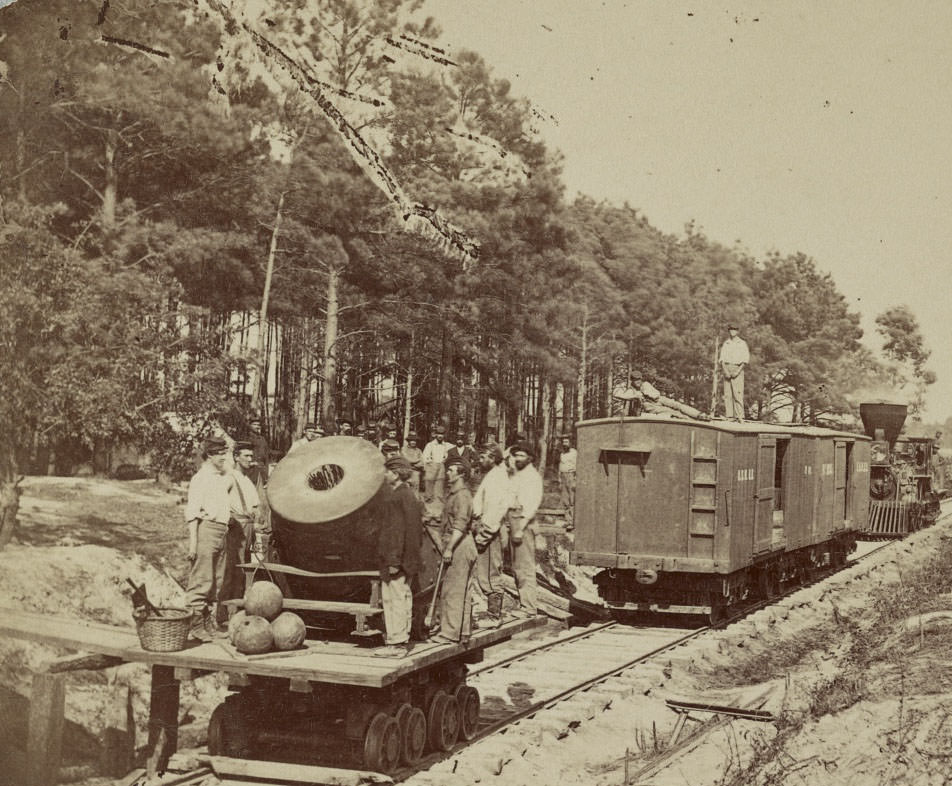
[[145, 665, 180, 778], [100, 683, 135, 777], [26, 672, 65, 786]]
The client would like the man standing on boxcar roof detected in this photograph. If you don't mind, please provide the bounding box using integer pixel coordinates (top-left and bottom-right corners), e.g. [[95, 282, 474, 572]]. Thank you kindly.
[[508, 442, 543, 618], [719, 324, 750, 420]]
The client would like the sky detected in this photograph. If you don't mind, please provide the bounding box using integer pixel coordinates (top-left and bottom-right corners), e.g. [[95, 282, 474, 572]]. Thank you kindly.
[[424, 0, 952, 422]]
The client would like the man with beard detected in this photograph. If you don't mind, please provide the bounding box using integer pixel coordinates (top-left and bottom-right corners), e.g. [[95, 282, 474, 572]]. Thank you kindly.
[[184, 436, 233, 642], [558, 434, 577, 531], [471, 442, 513, 627], [507, 442, 543, 617]]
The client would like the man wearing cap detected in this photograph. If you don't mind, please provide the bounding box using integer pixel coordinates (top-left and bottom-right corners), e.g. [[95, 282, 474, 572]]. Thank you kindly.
[[719, 325, 750, 420], [379, 426, 401, 451], [184, 436, 234, 641], [471, 443, 513, 626], [507, 442, 543, 617], [338, 420, 353, 436], [422, 425, 450, 504], [376, 454, 423, 656], [381, 438, 401, 459], [558, 435, 578, 531], [246, 419, 270, 486], [288, 422, 323, 454], [401, 433, 424, 494], [431, 456, 477, 644]]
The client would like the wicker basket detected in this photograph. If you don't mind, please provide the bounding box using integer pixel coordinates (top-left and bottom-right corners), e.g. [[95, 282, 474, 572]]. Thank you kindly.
[[135, 607, 193, 652]]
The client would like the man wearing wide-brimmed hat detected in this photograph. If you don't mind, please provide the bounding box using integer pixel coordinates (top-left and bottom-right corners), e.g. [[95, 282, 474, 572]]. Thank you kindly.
[[719, 323, 750, 420], [184, 435, 233, 642]]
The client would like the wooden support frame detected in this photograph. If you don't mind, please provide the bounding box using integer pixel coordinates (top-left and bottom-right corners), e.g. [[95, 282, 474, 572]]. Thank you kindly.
[[145, 665, 181, 778], [26, 672, 65, 786]]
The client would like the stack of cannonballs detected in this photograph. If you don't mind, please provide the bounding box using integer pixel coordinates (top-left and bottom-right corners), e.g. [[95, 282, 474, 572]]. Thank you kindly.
[[228, 581, 307, 654]]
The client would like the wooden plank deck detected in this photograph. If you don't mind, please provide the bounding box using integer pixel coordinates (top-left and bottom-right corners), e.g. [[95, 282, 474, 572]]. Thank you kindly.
[[0, 607, 544, 688]]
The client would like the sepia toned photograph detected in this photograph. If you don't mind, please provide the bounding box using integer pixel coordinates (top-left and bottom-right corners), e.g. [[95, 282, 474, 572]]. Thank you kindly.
[[1, 1, 950, 784]]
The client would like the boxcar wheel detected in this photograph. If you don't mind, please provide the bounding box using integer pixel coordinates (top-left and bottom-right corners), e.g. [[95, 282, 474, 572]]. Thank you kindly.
[[426, 691, 459, 752], [363, 712, 401, 773], [708, 596, 728, 626], [454, 685, 480, 741]]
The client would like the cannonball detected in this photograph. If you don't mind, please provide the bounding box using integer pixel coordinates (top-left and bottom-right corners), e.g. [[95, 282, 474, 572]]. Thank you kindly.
[[271, 611, 307, 651], [227, 610, 247, 644], [244, 580, 283, 621], [233, 615, 274, 655]]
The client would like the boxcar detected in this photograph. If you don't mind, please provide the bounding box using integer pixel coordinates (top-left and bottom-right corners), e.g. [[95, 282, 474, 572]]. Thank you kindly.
[[569, 416, 870, 620]]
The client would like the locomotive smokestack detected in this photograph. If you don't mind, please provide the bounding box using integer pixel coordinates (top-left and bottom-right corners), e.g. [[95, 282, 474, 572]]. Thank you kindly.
[[859, 402, 908, 446]]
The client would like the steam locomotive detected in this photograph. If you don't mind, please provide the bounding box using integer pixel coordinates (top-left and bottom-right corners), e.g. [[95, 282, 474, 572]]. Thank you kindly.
[[860, 402, 940, 537]]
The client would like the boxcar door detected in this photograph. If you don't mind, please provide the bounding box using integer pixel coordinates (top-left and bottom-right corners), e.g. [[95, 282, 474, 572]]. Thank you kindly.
[[753, 437, 776, 554], [833, 440, 848, 532]]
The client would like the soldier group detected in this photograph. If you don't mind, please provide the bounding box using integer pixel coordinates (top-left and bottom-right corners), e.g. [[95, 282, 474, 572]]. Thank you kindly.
[[183, 417, 556, 653]]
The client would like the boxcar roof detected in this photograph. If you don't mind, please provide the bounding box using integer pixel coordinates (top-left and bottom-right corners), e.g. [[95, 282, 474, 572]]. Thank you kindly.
[[576, 415, 868, 441]]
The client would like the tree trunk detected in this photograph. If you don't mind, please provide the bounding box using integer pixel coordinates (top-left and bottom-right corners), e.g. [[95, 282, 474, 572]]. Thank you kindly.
[[103, 129, 118, 232], [0, 447, 22, 550], [539, 376, 552, 475], [578, 306, 588, 420], [322, 262, 340, 431], [252, 191, 284, 413]]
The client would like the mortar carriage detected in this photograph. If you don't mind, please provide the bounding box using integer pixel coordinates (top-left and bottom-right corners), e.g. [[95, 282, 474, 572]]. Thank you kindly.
[[208, 436, 541, 772]]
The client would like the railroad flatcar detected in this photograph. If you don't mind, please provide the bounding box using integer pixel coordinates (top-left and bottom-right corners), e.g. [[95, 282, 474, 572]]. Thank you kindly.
[[569, 415, 870, 621], [860, 402, 940, 538]]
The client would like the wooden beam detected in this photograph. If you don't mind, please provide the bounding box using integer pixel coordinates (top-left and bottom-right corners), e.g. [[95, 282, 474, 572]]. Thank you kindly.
[[202, 755, 394, 785], [44, 652, 124, 673], [145, 665, 180, 777], [26, 673, 65, 786]]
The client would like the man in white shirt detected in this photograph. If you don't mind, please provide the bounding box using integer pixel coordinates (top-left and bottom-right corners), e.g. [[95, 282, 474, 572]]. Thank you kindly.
[[507, 442, 543, 617], [422, 425, 450, 504], [719, 324, 750, 420], [221, 441, 261, 620], [471, 443, 514, 625], [184, 436, 233, 641], [558, 435, 578, 531]]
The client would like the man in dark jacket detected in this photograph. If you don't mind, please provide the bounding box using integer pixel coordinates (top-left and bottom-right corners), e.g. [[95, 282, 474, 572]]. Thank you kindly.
[[375, 454, 423, 656]]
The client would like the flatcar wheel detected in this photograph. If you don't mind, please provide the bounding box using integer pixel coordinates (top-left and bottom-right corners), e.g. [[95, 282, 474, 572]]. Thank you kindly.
[[363, 712, 401, 773], [454, 685, 480, 741], [426, 691, 459, 752], [207, 700, 252, 758], [401, 706, 426, 764]]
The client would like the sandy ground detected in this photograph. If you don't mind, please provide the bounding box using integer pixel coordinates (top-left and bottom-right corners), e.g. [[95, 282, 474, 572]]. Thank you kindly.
[[2, 478, 951, 786]]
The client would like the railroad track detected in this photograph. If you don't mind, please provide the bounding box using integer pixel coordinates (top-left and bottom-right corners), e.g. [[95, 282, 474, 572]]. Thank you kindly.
[[171, 533, 912, 785], [396, 535, 904, 782]]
